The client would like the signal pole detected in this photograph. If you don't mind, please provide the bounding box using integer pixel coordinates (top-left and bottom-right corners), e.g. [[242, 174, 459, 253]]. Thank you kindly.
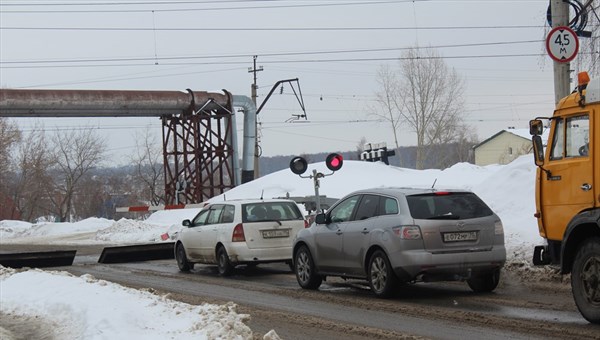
[[248, 55, 263, 178], [550, 0, 571, 104]]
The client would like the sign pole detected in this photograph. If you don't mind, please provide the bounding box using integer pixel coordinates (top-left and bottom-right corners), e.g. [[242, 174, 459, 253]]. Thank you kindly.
[[550, 0, 571, 105]]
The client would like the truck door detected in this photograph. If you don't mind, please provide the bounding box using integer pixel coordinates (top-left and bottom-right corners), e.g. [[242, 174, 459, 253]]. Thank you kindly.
[[541, 113, 594, 241]]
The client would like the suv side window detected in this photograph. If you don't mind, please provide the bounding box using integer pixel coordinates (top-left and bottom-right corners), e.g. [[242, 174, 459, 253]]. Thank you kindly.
[[329, 195, 360, 223], [379, 196, 399, 215], [354, 194, 380, 220]]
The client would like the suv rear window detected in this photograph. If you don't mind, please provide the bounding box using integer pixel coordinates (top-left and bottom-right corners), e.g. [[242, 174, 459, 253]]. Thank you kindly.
[[406, 192, 493, 220], [242, 202, 303, 222]]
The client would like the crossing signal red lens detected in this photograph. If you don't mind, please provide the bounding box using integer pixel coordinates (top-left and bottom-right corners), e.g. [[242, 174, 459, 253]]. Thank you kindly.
[[289, 156, 308, 175], [326, 153, 343, 171]]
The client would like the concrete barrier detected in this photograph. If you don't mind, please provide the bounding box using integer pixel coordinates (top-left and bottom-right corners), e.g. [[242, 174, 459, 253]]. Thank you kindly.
[[98, 242, 175, 264], [0, 250, 77, 268]]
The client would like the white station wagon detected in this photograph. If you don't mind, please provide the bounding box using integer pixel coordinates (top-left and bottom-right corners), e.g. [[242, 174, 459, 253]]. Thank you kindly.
[[175, 199, 306, 276]]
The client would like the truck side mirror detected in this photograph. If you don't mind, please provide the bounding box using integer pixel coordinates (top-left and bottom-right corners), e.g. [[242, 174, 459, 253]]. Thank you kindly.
[[532, 136, 545, 166], [529, 119, 544, 136]]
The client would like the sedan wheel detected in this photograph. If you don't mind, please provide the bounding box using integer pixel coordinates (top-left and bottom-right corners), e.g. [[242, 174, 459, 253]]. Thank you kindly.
[[217, 246, 234, 277], [175, 243, 192, 272], [368, 250, 397, 298], [294, 245, 322, 289]]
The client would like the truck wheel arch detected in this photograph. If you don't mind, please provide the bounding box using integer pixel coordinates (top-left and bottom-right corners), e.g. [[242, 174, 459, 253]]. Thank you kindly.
[[561, 210, 600, 274]]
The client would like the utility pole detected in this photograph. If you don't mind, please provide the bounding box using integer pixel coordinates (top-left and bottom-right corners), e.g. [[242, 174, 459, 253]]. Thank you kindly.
[[550, 0, 571, 105], [248, 55, 263, 178]]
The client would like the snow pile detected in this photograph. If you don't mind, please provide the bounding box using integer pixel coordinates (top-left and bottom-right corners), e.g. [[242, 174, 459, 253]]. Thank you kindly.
[[0, 220, 33, 239], [0, 266, 255, 340], [95, 218, 170, 243]]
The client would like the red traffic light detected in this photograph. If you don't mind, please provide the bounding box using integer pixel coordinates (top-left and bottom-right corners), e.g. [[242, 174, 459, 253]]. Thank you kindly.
[[289, 156, 308, 175], [325, 153, 343, 172]]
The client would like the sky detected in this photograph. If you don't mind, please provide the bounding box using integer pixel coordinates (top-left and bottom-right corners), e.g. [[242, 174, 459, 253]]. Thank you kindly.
[[0, 0, 571, 164], [0, 155, 545, 338]]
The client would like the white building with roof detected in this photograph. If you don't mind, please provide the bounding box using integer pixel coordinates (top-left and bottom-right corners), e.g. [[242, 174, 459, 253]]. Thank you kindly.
[[473, 128, 545, 166]]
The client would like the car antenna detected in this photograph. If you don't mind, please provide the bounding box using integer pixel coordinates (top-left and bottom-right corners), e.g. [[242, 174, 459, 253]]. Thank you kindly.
[[223, 194, 226, 201], [260, 190, 264, 200], [431, 178, 437, 189]]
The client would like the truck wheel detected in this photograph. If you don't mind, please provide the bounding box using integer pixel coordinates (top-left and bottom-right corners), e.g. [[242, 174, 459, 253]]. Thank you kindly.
[[467, 268, 500, 293], [572, 237, 600, 324]]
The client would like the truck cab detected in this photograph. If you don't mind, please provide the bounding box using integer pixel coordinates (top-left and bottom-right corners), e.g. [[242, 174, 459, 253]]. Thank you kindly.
[[530, 72, 600, 324]]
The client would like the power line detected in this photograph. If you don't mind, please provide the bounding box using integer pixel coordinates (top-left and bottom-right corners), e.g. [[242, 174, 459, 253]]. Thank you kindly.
[[0, 0, 418, 13], [0, 40, 542, 65], [0, 25, 543, 31]]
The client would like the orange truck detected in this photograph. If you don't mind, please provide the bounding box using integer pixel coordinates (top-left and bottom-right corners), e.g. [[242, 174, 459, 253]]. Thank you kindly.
[[530, 71, 598, 324]]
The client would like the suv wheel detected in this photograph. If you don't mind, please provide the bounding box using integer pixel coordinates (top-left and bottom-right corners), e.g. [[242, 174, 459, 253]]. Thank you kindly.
[[175, 243, 193, 272], [368, 250, 398, 298], [217, 246, 234, 276], [467, 268, 501, 293], [294, 245, 322, 289]]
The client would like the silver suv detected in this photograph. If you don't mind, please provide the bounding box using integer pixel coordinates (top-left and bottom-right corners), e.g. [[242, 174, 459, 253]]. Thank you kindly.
[[292, 187, 506, 297]]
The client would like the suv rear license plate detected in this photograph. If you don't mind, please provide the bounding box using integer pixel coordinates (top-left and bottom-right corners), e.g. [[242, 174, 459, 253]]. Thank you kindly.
[[262, 229, 290, 239], [443, 231, 477, 242]]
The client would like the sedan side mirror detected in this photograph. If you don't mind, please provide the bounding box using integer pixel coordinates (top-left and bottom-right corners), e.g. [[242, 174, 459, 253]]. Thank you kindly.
[[182, 219, 192, 227]]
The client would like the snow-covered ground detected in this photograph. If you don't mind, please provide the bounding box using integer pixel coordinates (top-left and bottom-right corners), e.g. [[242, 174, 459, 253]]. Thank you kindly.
[[0, 156, 545, 339]]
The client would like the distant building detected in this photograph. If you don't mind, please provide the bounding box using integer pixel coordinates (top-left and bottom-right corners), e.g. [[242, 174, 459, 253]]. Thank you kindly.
[[473, 128, 537, 166]]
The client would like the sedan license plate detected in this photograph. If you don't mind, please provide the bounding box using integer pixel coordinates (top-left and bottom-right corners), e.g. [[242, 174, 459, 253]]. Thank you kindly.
[[443, 231, 477, 242], [262, 229, 290, 239]]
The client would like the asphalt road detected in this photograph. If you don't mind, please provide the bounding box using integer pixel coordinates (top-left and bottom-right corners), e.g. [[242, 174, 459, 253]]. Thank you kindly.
[[2, 244, 600, 340]]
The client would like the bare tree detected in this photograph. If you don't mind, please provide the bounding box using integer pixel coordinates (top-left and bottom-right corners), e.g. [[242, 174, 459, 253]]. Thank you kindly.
[[131, 128, 165, 206], [372, 65, 402, 159], [47, 128, 106, 222], [11, 127, 56, 221], [0, 118, 21, 184], [374, 47, 467, 169]]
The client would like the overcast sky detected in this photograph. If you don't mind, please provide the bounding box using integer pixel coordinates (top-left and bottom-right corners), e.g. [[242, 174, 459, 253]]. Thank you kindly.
[[0, 0, 570, 164]]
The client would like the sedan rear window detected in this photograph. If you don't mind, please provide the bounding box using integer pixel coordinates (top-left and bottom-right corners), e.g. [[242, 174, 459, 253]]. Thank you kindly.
[[407, 192, 493, 220], [242, 202, 303, 222]]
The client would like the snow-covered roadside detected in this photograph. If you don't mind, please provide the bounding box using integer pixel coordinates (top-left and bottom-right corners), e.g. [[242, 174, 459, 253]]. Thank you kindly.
[[0, 266, 274, 340]]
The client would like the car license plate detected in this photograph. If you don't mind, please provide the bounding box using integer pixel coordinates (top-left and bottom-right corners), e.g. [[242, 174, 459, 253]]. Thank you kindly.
[[262, 229, 290, 239], [443, 231, 477, 242]]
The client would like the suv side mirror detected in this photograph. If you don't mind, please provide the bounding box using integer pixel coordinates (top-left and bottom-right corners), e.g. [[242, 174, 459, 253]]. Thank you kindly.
[[532, 136, 545, 166], [529, 119, 544, 136], [314, 213, 328, 224], [182, 219, 192, 227]]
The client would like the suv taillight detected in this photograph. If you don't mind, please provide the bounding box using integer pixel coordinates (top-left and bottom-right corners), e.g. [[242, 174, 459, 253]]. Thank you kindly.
[[232, 223, 246, 242], [304, 219, 309, 228], [393, 226, 422, 240]]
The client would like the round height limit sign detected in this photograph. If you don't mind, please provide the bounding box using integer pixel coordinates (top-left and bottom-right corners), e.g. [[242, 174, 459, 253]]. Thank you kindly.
[[546, 26, 579, 63]]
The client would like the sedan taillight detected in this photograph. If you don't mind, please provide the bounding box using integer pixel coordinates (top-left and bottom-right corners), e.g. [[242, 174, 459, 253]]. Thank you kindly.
[[232, 223, 246, 242]]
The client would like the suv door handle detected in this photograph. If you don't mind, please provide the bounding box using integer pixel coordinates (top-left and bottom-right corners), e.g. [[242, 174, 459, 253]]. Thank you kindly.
[[336, 229, 343, 235], [581, 183, 592, 191], [361, 228, 370, 234]]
